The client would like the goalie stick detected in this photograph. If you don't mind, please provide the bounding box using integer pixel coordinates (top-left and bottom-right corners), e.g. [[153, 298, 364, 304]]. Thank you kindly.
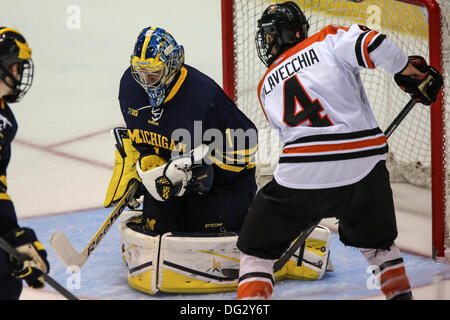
[[50, 181, 140, 268], [0, 236, 79, 300], [222, 98, 418, 280]]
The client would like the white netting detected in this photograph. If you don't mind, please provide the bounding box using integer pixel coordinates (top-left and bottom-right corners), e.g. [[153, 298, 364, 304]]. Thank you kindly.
[[229, 0, 449, 253]]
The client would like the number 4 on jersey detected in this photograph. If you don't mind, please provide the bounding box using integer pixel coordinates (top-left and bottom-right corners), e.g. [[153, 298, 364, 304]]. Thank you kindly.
[[283, 76, 333, 127]]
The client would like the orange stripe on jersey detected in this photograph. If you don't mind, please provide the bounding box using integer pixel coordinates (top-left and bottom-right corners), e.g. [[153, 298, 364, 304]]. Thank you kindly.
[[257, 25, 349, 124], [363, 31, 379, 69], [0, 99, 4, 109], [380, 266, 412, 299], [237, 281, 273, 300], [283, 136, 387, 154], [264, 25, 349, 77], [257, 91, 271, 124]]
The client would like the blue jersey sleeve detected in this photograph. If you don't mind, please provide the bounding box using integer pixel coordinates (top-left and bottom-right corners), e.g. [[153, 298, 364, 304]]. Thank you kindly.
[[204, 90, 258, 186]]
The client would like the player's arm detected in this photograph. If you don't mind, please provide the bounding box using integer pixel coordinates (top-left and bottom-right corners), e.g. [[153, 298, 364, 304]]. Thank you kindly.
[[394, 56, 443, 105], [334, 24, 443, 105], [334, 24, 408, 74], [204, 91, 258, 185], [0, 137, 11, 193], [0, 169, 7, 194], [0, 141, 17, 233]]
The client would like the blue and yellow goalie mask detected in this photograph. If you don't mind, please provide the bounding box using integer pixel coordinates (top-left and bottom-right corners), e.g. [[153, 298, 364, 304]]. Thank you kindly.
[[130, 27, 185, 107]]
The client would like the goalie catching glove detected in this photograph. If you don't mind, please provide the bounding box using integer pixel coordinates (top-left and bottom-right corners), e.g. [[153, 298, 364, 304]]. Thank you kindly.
[[394, 56, 443, 106], [137, 144, 214, 202], [4, 227, 50, 289]]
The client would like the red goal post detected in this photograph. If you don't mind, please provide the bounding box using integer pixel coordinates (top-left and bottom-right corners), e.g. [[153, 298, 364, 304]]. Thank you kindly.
[[221, 0, 449, 258]]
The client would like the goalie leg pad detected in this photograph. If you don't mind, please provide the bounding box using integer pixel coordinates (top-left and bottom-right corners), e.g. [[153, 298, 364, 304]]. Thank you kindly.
[[118, 217, 160, 295], [119, 214, 240, 295], [158, 232, 240, 293], [274, 225, 332, 281]]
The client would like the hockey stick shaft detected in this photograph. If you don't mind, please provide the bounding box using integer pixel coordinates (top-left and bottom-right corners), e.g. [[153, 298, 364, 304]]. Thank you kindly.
[[0, 237, 79, 300], [272, 98, 418, 274], [51, 181, 140, 268], [273, 222, 319, 273], [384, 99, 416, 139], [81, 181, 139, 258]]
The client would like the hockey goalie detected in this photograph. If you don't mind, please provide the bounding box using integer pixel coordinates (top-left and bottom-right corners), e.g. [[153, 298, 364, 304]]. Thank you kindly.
[[102, 26, 333, 295]]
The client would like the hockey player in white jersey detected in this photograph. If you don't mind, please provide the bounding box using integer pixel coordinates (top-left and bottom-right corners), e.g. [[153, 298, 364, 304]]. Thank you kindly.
[[236, 2, 443, 300]]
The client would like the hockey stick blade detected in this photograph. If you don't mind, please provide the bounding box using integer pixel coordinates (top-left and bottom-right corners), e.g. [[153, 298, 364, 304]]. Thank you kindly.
[[50, 231, 87, 268], [51, 181, 140, 268], [0, 237, 79, 300]]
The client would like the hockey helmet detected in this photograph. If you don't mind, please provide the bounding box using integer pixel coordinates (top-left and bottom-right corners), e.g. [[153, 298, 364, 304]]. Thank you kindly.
[[0, 27, 34, 102], [256, 1, 310, 67], [130, 27, 185, 107]]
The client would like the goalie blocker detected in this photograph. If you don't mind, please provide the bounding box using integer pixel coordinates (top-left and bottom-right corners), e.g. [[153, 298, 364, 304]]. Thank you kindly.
[[118, 211, 332, 294]]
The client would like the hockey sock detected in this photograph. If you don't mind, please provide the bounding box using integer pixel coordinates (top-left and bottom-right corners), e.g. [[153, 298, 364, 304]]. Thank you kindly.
[[237, 253, 275, 300], [360, 244, 413, 300]]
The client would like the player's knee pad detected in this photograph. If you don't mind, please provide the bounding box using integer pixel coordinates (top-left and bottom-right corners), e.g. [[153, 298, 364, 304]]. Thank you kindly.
[[275, 225, 332, 281]]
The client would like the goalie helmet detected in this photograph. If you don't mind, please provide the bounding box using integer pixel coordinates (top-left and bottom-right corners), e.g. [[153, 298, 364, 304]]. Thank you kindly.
[[255, 1, 310, 67], [130, 27, 185, 107], [0, 27, 34, 103]]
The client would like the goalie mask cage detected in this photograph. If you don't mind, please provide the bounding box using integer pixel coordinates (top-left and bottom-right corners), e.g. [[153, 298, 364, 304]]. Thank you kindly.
[[221, 0, 449, 259]]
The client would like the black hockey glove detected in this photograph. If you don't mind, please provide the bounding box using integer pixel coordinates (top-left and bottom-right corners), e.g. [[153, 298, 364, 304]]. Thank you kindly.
[[185, 163, 214, 196], [4, 227, 50, 289], [394, 56, 443, 106]]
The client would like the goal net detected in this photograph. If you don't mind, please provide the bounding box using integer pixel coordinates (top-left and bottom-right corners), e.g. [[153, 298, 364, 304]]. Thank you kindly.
[[221, 0, 449, 258]]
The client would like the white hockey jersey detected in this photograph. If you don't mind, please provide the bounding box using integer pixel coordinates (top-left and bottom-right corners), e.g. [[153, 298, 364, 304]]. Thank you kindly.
[[258, 24, 409, 189]]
